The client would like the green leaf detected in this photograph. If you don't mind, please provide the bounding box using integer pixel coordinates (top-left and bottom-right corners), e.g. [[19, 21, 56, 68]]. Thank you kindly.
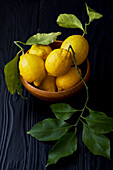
[[46, 132, 77, 166], [85, 3, 103, 23], [85, 108, 113, 133], [82, 123, 110, 160], [57, 14, 84, 30], [50, 103, 79, 120], [4, 51, 22, 95], [27, 118, 72, 141], [26, 32, 61, 45]]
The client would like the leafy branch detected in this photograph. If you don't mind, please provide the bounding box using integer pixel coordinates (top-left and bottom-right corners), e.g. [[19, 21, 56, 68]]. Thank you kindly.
[[4, 32, 61, 96], [26, 4, 107, 167], [4, 3, 109, 167], [57, 3, 103, 36], [27, 45, 113, 166]]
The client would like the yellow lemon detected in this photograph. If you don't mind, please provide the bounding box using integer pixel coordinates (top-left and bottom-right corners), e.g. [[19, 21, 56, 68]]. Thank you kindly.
[[61, 35, 89, 65], [56, 67, 82, 91], [29, 44, 52, 60], [38, 74, 56, 92], [45, 48, 72, 77], [19, 53, 46, 86]]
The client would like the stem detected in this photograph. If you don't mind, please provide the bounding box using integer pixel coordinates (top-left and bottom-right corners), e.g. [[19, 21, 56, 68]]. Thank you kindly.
[[82, 22, 90, 37], [17, 49, 23, 55], [14, 41, 25, 54], [68, 45, 88, 89], [68, 45, 89, 125], [80, 116, 85, 120], [79, 118, 84, 124], [15, 41, 27, 46]]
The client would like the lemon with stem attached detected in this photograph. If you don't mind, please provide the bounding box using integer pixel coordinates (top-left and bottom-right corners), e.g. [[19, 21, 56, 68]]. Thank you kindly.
[[61, 35, 89, 65]]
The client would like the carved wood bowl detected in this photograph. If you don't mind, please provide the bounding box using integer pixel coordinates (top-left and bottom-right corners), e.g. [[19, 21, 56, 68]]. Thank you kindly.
[[20, 40, 90, 101]]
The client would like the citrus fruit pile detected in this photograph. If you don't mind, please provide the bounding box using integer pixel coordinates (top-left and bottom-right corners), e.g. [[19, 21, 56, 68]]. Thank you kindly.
[[19, 35, 89, 92]]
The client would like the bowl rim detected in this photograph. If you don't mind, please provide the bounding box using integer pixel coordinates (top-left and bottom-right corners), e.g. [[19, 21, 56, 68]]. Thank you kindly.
[[20, 40, 90, 100], [20, 58, 90, 95]]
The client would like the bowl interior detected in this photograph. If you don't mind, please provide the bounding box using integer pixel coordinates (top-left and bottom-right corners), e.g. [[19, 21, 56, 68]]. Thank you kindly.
[[20, 41, 90, 101]]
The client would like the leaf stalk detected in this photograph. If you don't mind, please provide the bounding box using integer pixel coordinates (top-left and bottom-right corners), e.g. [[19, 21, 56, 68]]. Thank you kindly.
[[14, 41, 25, 54], [82, 22, 90, 37], [68, 45, 89, 126]]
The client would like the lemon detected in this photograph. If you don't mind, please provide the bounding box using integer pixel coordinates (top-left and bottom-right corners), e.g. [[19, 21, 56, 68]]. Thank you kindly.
[[29, 44, 52, 60], [19, 53, 46, 85], [45, 48, 72, 77], [38, 74, 56, 92], [56, 67, 82, 91], [61, 35, 89, 65]]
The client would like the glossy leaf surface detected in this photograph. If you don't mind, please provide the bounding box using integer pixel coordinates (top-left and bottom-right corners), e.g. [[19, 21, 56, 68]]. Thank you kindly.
[[82, 123, 110, 159], [27, 118, 72, 141], [46, 132, 77, 166], [85, 108, 113, 133], [50, 103, 79, 120]]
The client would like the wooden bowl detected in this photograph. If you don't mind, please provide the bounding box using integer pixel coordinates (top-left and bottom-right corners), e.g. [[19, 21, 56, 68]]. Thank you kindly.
[[20, 40, 90, 101]]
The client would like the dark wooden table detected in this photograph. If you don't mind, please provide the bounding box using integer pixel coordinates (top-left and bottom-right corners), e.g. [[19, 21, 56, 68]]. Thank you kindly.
[[0, 0, 113, 169]]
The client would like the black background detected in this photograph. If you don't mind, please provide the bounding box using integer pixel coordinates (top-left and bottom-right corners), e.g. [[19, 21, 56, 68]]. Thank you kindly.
[[0, 0, 113, 169]]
